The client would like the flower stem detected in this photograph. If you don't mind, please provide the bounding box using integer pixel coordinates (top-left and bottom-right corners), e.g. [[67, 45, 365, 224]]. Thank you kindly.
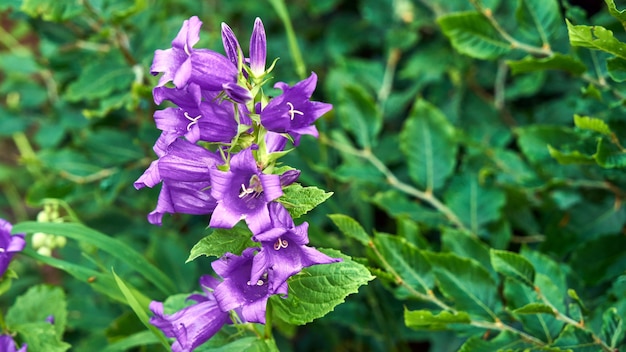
[[267, 0, 307, 79]]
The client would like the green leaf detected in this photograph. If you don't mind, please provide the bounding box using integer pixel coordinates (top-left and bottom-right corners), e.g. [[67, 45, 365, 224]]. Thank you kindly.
[[548, 145, 595, 164], [112, 270, 170, 349], [606, 0, 626, 28], [101, 331, 161, 352], [441, 229, 497, 281], [507, 54, 586, 75], [279, 183, 333, 219], [328, 214, 370, 246], [458, 331, 533, 352], [443, 174, 506, 233], [65, 53, 134, 102], [573, 115, 613, 136], [595, 138, 626, 168], [374, 233, 434, 297], [371, 190, 447, 227], [20, 0, 82, 21], [336, 84, 382, 148], [601, 307, 625, 348], [490, 249, 535, 286], [12, 322, 70, 352], [516, 125, 578, 163], [553, 324, 598, 352], [515, 0, 562, 45], [187, 223, 257, 262], [425, 252, 500, 319], [438, 11, 511, 60], [203, 336, 279, 352], [400, 98, 457, 192], [512, 302, 555, 314], [607, 57, 626, 82], [270, 248, 374, 325], [13, 222, 177, 296], [567, 20, 626, 59], [6, 285, 67, 339], [404, 309, 470, 330]]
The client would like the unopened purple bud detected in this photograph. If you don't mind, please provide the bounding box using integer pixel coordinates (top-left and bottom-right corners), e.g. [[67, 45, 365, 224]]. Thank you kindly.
[[249, 17, 267, 77]]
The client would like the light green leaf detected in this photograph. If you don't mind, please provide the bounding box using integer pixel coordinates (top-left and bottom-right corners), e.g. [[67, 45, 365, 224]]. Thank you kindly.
[[602, 307, 625, 348], [6, 285, 67, 339], [187, 223, 256, 262], [490, 249, 535, 286], [374, 233, 434, 297], [515, 0, 562, 45], [101, 331, 161, 352], [607, 57, 626, 82], [13, 222, 177, 296], [12, 322, 70, 352], [516, 125, 579, 163], [512, 302, 555, 315], [443, 174, 506, 233], [112, 270, 170, 349], [573, 115, 612, 136], [595, 138, 626, 168], [548, 145, 595, 165], [438, 11, 511, 60], [400, 99, 457, 192], [606, 0, 626, 28], [279, 183, 333, 219], [328, 214, 370, 246], [270, 248, 374, 325], [507, 54, 586, 75], [425, 252, 500, 319], [20, 0, 82, 21], [404, 309, 470, 330], [567, 20, 626, 59]]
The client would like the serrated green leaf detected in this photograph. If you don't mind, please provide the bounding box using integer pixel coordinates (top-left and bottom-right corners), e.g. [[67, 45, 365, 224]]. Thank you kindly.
[[548, 145, 596, 165], [186, 224, 257, 262], [553, 324, 598, 351], [515, 0, 562, 46], [404, 309, 470, 330], [438, 11, 511, 60], [12, 322, 70, 352], [6, 285, 67, 339], [607, 57, 626, 82], [595, 138, 626, 168], [13, 222, 177, 296], [512, 302, 555, 314], [65, 53, 134, 102], [490, 249, 536, 286], [270, 248, 374, 325], [400, 98, 457, 192], [443, 174, 506, 233], [328, 214, 370, 246], [507, 54, 586, 75], [573, 115, 612, 136], [374, 233, 434, 297], [425, 252, 500, 319], [567, 20, 626, 59], [602, 307, 625, 348], [279, 183, 333, 219]]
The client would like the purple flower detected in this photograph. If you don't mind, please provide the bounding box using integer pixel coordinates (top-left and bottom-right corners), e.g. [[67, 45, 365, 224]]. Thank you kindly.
[[212, 247, 287, 324], [151, 16, 243, 97], [135, 139, 222, 225], [209, 147, 282, 234], [0, 219, 26, 277], [251, 203, 341, 285], [0, 335, 26, 352], [221, 18, 267, 78], [260, 73, 332, 145], [150, 276, 229, 352]]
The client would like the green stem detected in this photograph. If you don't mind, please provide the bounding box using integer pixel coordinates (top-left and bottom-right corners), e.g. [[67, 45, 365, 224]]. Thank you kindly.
[[267, 0, 307, 79]]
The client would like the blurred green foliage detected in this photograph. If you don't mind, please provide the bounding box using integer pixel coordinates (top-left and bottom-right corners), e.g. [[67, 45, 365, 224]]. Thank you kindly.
[[1, 0, 626, 351]]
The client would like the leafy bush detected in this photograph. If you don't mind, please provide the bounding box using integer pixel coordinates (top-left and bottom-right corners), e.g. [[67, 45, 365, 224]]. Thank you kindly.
[[0, 0, 625, 351]]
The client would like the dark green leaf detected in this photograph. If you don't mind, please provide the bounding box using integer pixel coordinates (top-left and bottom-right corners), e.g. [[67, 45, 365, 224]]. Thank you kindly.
[[595, 138, 626, 168], [490, 249, 535, 286], [553, 324, 598, 352], [512, 302, 555, 314], [515, 0, 562, 45], [507, 54, 586, 75], [400, 98, 457, 192], [65, 53, 134, 102], [601, 307, 624, 348], [607, 57, 626, 82], [328, 214, 370, 246], [404, 309, 470, 330], [438, 11, 511, 60]]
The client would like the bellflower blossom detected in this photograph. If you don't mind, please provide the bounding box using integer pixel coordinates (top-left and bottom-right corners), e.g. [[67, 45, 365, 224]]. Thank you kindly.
[[149, 276, 229, 352], [260, 72, 332, 145], [0, 335, 26, 352], [0, 219, 26, 277], [221, 17, 267, 78]]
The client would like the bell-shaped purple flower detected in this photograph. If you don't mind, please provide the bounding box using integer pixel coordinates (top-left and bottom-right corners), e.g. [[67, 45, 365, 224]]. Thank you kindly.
[[0, 335, 26, 352], [0, 219, 26, 277], [260, 72, 332, 145], [212, 247, 287, 324], [208, 147, 282, 234], [251, 203, 341, 285], [150, 276, 229, 352]]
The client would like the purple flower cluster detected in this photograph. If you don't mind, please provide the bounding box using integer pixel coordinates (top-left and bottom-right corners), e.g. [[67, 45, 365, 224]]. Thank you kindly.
[[0, 219, 27, 352], [136, 17, 338, 351]]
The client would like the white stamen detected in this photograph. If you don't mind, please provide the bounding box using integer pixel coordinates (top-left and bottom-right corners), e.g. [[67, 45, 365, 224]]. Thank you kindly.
[[286, 102, 304, 120], [184, 43, 191, 56], [273, 238, 289, 250], [184, 112, 201, 131], [256, 279, 264, 286]]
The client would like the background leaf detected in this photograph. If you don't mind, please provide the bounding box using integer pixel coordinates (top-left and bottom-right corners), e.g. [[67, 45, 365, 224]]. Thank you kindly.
[[438, 11, 511, 60]]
